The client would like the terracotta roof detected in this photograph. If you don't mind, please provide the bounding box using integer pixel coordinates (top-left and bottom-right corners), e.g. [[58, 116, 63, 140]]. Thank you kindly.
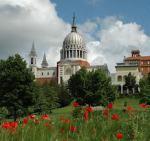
[[125, 56, 150, 61]]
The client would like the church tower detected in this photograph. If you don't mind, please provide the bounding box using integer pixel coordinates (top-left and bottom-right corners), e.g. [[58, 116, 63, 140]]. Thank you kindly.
[[29, 41, 37, 67], [29, 41, 37, 76], [41, 53, 48, 68]]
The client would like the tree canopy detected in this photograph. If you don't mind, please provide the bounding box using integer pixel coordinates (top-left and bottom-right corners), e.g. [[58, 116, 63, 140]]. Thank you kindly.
[[68, 68, 116, 106], [0, 54, 36, 120], [139, 73, 150, 104]]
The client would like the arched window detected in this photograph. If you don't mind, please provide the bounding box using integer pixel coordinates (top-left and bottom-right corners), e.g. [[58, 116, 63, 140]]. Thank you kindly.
[[117, 75, 122, 82], [31, 58, 33, 64]]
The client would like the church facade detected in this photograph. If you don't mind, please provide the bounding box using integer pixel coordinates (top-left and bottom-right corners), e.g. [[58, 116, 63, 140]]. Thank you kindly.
[[29, 17, 109, 85]]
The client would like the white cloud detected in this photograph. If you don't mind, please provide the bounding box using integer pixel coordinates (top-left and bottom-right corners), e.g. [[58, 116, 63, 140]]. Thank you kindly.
[[81, 17, 150, 72], [0, 1, 149, 73], [0, 0, 70, 66]]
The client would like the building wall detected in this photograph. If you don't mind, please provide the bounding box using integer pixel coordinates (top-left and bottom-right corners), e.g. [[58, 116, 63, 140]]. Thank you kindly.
[[112, 67, 142, 86]]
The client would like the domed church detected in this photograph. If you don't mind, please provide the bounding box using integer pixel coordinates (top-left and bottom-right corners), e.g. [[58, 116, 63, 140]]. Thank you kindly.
[[29, 15, 109, 85]]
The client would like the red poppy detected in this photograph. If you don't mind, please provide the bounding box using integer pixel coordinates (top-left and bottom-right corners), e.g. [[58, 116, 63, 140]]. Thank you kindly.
[[139, 103, 150, 108], [102, 108, 109, 117], [10, 122, 18, 128], [86, 106, 93, 113], [2, 122, 11, 129], [69, 125, 77, 132], [73, 101, 79, 107], [107, 103, 113, 109], [41, 114, 49, 120], [111, 114, 119, 120], [29, 114, 36, 119], [116, 133, 123, 140], [127, 106, 134, 111], [63, 119, 71, 124], [84, 111, 89, 121], [44, 122, 50, 127], [23, 118, 28, 125]]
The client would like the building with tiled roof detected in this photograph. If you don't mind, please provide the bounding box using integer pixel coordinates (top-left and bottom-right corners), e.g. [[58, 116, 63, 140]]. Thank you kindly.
[[124, 50, 150, 75]]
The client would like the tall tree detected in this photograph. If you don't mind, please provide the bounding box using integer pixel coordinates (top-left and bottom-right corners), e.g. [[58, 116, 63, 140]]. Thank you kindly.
[[68, 68, 116, 106], [139, 73, 150, 104], [0, 54, 36, 121], [124, 72, 136, 94]]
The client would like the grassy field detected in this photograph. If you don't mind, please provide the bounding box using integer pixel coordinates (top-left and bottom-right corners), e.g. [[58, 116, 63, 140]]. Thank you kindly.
[[0, 98, 150, 141]]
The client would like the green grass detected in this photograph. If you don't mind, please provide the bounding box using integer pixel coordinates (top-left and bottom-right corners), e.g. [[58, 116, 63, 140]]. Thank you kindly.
[[0, 98, 150, 141]]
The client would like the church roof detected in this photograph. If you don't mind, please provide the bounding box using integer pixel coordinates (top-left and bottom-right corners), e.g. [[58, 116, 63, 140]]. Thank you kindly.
[[41, 53, 48, 68], [29, 41, 37, 57]]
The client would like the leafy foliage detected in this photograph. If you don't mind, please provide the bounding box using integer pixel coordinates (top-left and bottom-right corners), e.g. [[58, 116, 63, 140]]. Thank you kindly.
[[124, 72, 137, 94], [68, 68, 116, 106], [0, 54, 36, 120], [139, 73, 150, 104]]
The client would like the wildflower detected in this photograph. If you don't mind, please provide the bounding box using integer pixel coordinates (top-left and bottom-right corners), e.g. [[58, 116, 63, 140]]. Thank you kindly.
[[23, 118, 28, 125], [127, 106, 134, 112], [84, 111, 89, 121], [139, 103, 146, 108], [69, 125, 77, 132], [86, 106, 93, 113], [102, 108, 109, 117], [41, 114, 49, 120], [29, 114, 36, 119], [111, 114, 119, 120], [44, 122, 50, 127], [63, 119, 71, 124], [73, 101, 79, 107], [116, 133, 123, 140], [107, 103, 113, 109], [10, 122, 18, 129], [139, 103, 150, 108], [2, 122, 11, 129]]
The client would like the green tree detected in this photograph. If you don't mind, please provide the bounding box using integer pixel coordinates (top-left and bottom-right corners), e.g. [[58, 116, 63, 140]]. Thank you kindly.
[[33, 84, 59, 114], [124, 72, 136, 94], [139, 73, 150, 104], [68, 68, 116, 106], [0, 54, 36, 121], [57, 83, 72, 107]]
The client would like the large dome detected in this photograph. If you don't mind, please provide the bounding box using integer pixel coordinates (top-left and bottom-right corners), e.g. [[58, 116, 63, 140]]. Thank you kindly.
[[60, 16, 87, 61], [63, 32, 86, 50]]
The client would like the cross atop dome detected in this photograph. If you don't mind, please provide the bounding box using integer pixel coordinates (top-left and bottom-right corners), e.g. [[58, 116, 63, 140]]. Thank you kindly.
[[71, 13, 77, 32]]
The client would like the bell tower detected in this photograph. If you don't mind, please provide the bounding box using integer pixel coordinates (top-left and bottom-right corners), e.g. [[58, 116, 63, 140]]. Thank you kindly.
[[29, 41, 37, 67]]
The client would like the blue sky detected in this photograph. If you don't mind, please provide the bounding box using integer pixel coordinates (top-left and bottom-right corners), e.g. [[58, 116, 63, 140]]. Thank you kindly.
[[52, 0, 150, 35]]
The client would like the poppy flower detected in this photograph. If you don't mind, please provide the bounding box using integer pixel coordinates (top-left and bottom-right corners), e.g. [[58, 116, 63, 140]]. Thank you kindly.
[[29, 114, 36, 119], [84, 111, 89, 121], [111, 114, 119, 120], [127, 106, 134, 111], [10, 122, 18, 129], [2, 122, 11, 129], [102, 108, 109, 117], [116, 133, 123, 140], [69, 125, 77, 132], [107, 103, 113, 109], [23, 118, 28, 125], [73, 101, 79, 107], [41, 114, 49, 120], [63, 119, 71, 124], [86, 106, 93, 113], [139, 103, 146, 108], [139, 103, 150, 108]]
